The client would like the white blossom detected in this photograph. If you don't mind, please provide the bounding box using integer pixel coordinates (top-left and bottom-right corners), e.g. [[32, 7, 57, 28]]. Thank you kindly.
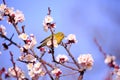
[[44, 15, 53, 23], [34, 62, 41, 68], [51, 68, 62, 76], [0, 25, 7, 36], [104, 55, 116, 64], [43, 15, 55, 32], [66, 34, 77, 43], [0, 4, 6, 12], [19, 33, 28, 40], [32, 62, 42, 74], [0, 13, 3, 20], [27, 63, 33, 70], [77, 54, 94, 70], [14, 10, 25, 23], [18, 55, 24, 61], [29, 34, 37, 48], [19, 47, 24, 52], [28, 70, 35, 78], [23, 44, 31, 50], [19, 34, 37, 50], [5, 7, 14, 15], [23, 54, 36, 62], [114, 68, 120, 80], [43, 22, 49, 32], [0, 4, 6, 20], [56, 54, 68, 63]]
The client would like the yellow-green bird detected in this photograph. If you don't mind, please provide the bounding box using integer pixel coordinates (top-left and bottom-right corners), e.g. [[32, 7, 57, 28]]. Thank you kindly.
[[37, 32, 64, 49]]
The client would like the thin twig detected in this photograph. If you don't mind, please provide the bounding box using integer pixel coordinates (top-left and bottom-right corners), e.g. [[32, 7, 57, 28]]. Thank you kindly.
[[10, 33, 14, 40], [40, 51, 46, 59], [17, 59, 34, 64], [0, 34, 21, 48], [12, 22, 21, 35], [7, 14, 22, 35], [60, 63, 81, 71], [61, 42, 80, 69], [94, 38, 106, 58], [2, 0, 6, 5], [33, 53, 54, 69], [42, 62, 54, 80], [9, 51, 19, 80], [54, 60, 80, 71], [60, 71, 78, 77], [22, 25, 25, 33], [48, 7, 51, 15], [41, 59, 54, 69]]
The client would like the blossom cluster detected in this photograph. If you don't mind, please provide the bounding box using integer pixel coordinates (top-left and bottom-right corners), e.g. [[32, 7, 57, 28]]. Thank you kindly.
[[19, 33, 37, 51], [8, 66, 25, 80], [19, 54, 36, 62], [104, 55, 120, 80], [43, 15, 55, 32], [0, 4, 24, 24], [27, 62, 45, 78], [77, 54, 94, 70]]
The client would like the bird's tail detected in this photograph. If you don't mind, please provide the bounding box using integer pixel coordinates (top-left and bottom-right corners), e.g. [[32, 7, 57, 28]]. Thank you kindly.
[[37, 45, 42, 49]]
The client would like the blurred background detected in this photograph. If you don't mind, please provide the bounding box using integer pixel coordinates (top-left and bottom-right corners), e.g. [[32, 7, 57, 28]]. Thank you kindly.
[[0, 0, 120, 80]]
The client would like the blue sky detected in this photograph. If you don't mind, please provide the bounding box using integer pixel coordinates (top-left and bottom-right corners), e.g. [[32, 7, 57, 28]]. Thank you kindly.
[[0, 0, 120, 80]]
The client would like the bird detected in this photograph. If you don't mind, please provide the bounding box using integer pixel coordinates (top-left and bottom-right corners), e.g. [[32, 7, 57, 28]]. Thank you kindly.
[[37, 32, 64, 49]]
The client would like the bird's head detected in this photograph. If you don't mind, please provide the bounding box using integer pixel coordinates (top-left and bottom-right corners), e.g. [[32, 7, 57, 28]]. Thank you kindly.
[[56, 32, 64, 39], [55, 32, 64, 44]]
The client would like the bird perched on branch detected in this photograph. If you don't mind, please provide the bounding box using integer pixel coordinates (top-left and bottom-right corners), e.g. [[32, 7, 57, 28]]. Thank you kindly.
[[37, 32, 64, 49]]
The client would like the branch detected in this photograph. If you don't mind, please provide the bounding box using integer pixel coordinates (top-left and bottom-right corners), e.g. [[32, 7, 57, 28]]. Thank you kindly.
[[49, 26, 56, 62], [54, 60, 80, 71], [60, 63, 81, 72], [78, 69, 85, 80]]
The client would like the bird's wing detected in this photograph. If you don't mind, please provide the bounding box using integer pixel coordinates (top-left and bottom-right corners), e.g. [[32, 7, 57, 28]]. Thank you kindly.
[[40, 35, 52, 43]]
